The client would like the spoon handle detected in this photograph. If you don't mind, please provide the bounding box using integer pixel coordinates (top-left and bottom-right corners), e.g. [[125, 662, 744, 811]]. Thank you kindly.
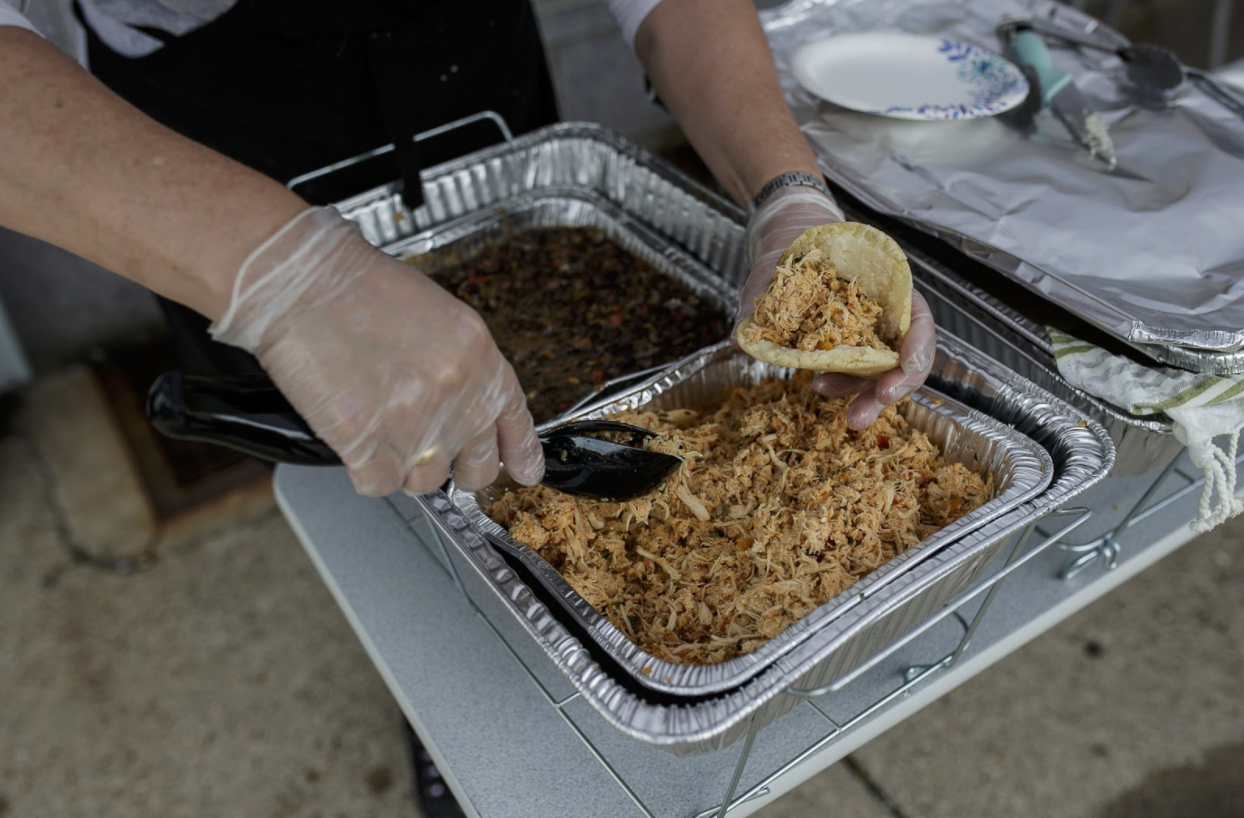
[[146, 370, 340, 466]]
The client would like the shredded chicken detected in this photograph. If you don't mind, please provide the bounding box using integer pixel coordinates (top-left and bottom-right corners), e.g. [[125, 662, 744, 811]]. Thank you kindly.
[[484, 371, 993, 665], [741, 247, 890, 352]]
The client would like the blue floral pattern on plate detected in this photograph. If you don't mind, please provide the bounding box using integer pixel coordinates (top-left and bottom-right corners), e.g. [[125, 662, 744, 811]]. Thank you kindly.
[[875, 39, 1028, 119]]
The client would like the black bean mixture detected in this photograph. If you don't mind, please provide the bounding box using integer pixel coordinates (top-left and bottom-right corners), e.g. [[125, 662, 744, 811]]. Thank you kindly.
[[414, 227, 730, 423]]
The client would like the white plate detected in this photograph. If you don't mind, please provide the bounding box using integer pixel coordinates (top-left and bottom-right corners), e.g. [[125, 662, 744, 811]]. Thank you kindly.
[[789, 31, 1030, 120]]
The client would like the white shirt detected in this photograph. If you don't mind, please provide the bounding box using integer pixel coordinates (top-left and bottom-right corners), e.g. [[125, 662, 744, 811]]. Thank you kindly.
[[1, 0, 666, 55], [0, 0, 38, 34]]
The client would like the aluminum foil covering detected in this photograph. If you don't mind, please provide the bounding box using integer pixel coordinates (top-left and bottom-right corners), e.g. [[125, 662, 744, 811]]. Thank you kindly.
[[415, 333, 1111, 755], [450, 342, 1053, 697], [762, 0, 1244, 371]]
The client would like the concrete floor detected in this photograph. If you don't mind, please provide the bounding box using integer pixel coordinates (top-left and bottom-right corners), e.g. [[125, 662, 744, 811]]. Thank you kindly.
[[3, 365, 1244, 818]]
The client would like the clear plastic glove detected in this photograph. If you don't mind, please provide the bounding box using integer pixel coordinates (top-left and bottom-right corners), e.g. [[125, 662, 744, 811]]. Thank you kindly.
[[734, 184, 937, 430], [810, 289, 936, 429], [210, 207, 545, 497]]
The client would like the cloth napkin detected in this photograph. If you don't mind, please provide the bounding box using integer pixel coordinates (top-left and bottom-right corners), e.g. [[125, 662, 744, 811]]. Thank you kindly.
[[1048, 327, 1244, 533]]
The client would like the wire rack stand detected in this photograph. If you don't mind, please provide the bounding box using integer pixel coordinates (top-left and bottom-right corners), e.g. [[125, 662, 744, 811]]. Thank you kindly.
[[386, 427, 1244, 817], [406, 437, 1243, 816], [1055, 448, 1244, 580], [694, 507, 1093, 818]]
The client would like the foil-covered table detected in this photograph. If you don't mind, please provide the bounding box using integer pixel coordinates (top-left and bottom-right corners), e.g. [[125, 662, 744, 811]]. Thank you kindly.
[[762, 0, 1244, 372]]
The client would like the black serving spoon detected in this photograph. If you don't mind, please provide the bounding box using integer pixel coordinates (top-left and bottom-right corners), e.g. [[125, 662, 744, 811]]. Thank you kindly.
[[145, 371, 682, 501]]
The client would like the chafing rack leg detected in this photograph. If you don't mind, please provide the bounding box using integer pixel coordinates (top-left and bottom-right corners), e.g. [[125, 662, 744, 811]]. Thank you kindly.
[[1056, 448, 1244, 580]]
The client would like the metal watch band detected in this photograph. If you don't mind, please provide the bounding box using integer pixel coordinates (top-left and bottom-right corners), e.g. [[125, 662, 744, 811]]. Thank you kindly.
[[748, 171, 831, 216]]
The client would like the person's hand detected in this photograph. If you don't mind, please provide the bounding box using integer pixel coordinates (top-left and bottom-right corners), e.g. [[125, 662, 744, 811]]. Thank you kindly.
[[209, 207, 545, 497], [734, 184, 845, 335], [734, 184, 936, 430], [809, 289, 936, 429]]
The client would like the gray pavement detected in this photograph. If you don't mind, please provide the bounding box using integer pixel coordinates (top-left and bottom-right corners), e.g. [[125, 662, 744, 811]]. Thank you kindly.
[[1, 393, 412, 818], [2, 358, 1243, 818], [847, 521, 1244, 818]]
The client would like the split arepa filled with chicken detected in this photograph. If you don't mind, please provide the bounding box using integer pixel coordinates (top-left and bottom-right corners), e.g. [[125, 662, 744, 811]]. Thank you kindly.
[[737, 222, 912, 377]]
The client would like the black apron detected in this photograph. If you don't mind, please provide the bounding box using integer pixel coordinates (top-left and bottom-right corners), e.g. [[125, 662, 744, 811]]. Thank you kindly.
[[83, 0, 560, 376]]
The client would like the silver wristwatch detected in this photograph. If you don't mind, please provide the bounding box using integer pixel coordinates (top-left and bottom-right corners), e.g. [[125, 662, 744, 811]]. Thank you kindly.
[[748, 171, 832, 217]]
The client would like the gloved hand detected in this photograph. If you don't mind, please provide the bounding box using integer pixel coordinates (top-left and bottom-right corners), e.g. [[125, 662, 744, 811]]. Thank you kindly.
[[734, 184, 937, 430], [210, 206, 545, 496]]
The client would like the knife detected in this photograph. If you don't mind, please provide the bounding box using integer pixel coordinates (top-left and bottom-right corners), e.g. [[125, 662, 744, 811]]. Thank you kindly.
[[1001, 22, 1117, 168]]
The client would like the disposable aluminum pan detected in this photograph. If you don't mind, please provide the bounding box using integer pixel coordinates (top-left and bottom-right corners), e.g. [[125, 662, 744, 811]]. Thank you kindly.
[[386, 188, 735, 321], [907, 245, 1182, 477], [332, 120, 1168, 473], [337, 121, 1151, 476], [415, 332, 1111, 755], [318, 119, 1111, 752], [381, 187, 738, 415], [445, 341, 1053, 697], [332, 122, 752, 292]]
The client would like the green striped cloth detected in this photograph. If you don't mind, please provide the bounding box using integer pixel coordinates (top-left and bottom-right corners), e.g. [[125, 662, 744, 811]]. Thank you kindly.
[[1049, 327, 1244, 533]]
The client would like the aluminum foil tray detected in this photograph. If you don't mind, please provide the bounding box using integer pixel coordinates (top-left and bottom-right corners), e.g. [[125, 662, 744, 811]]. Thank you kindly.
[[332, 122, 751, 292], [448, 341, 1052, 697], [327, 119, 1183, 471], [908, 243, 1182, 476], [762, 0, 1244, 372], [322, 119, 1112, 752], [414, 332, 1111, 755], [381, 187, 737, 416], [387, 190, 734, 324]]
